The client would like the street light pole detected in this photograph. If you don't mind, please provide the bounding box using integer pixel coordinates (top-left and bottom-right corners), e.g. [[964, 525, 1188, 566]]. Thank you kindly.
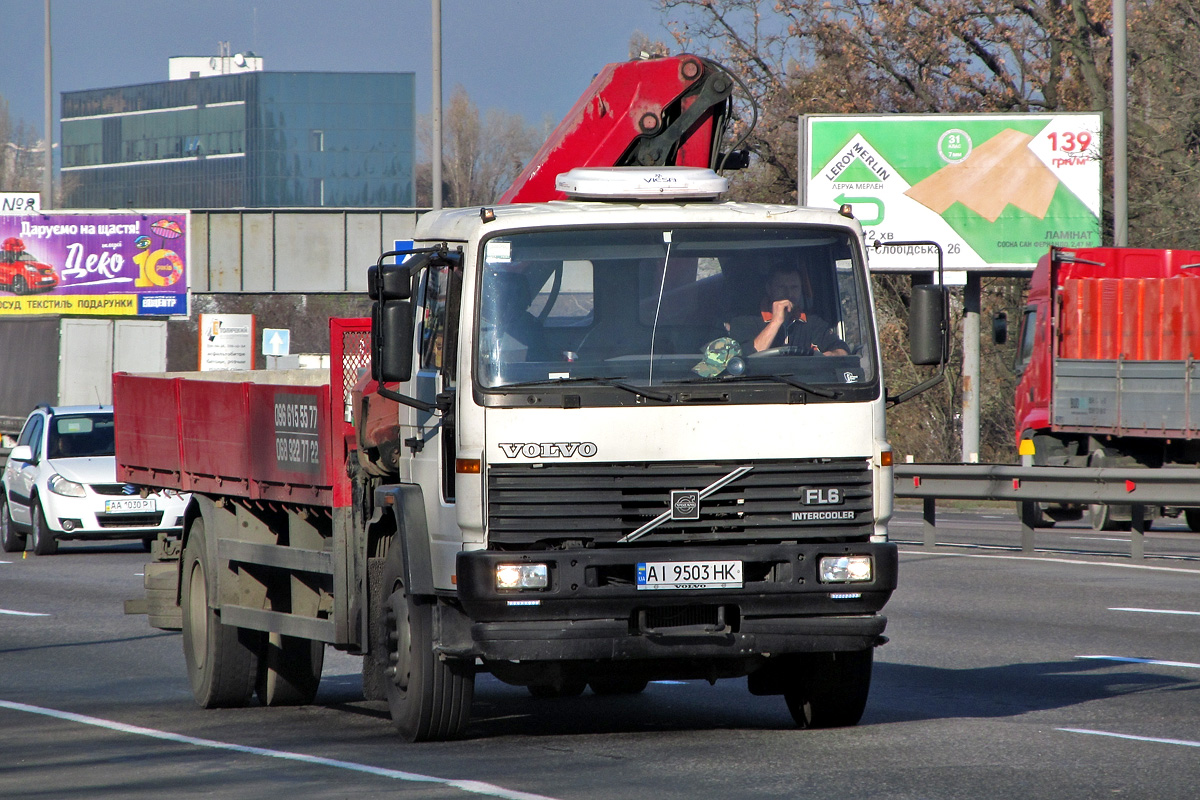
[[1112, 0, 1127, 246], [43, 0, 53, 209], [431, 0, 443, 210]]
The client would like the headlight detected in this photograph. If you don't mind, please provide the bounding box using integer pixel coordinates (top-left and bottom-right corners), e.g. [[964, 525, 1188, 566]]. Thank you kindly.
[[819, 555, 872, 583], [495, 563, 549, 591], [48, 473, 87, 498]]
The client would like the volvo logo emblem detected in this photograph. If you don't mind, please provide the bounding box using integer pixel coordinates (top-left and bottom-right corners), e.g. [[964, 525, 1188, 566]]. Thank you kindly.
[[670, 490, 700, 521]]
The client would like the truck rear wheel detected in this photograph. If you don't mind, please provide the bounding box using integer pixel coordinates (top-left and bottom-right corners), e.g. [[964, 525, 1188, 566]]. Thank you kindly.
[[783, 649, 873, 729], [256, 633, 324, 706], [181, 519, 260, 708], [381, 548, 474, 741], [1089, 503, 1132, 532]]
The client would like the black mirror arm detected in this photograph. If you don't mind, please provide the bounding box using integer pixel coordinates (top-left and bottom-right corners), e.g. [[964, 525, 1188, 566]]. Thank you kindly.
[[376, 384, 438, 414]]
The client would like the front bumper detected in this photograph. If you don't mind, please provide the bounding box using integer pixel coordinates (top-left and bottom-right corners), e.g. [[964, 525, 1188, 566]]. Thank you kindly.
[[456, 541, 896, 661]]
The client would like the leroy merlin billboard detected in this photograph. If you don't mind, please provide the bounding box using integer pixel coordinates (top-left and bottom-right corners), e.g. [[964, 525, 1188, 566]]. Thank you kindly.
[[801, 114, 1102, 272]]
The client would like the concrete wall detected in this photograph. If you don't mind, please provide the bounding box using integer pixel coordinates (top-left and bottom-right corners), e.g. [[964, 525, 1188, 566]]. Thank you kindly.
[[190, 209, 424, 294]]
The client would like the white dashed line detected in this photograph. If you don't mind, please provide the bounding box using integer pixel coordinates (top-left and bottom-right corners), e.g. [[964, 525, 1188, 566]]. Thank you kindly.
[[0, 700, 561, 800], [898, 549, 1200, 575], [1110, 607, 1200, 617], [1076, 655, 1200, 670], [1059, 727, 1200, 749], [0, 608, 50, 617]]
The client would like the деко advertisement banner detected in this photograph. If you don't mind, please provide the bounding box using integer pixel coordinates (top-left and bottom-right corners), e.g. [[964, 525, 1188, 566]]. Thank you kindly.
[[0, 212, 189, 316], [802, 114, 1102, 272]]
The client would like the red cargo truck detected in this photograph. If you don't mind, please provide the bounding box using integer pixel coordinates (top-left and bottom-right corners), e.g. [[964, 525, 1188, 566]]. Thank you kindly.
[[1012, 246, 1200, 529]]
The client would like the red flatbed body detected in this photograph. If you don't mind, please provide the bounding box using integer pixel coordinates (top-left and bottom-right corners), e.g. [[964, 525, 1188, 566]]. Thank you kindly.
[[113, 318, 370, 508]]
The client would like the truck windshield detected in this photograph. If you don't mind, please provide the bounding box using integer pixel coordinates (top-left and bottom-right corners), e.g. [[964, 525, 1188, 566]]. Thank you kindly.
[[476, 226, 876, 391]]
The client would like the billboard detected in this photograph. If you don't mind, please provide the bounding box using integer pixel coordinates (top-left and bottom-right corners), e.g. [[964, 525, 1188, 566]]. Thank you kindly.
[[0, 212, 189, 316], [802, 114, 1102, 272]]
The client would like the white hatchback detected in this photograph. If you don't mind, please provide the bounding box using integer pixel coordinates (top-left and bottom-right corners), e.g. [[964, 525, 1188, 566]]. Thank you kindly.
[[1, 405, 189, 555]]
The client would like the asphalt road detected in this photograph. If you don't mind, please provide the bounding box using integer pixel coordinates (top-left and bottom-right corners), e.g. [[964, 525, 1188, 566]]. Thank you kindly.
[[2, 516, 1199, 799]]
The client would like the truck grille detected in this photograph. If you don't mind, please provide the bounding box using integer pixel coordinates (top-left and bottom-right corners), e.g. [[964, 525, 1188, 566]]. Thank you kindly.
[[486, 458, 874, 547]]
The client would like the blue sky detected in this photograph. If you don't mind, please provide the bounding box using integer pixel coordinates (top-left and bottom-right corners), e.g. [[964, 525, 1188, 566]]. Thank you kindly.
[[1, 0, 679, 140]]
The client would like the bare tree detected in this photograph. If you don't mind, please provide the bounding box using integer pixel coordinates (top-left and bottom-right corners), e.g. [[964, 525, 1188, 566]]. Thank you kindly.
[[417, 86, 542, 207], [0, 96, 43, 193]]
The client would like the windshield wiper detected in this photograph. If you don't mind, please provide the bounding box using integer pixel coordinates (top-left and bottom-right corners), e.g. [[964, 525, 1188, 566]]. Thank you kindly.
[[503, 376, 672, 402], [669, 373, 839, 399]]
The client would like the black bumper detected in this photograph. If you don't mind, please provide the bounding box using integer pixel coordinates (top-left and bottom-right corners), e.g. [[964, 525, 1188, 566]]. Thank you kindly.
[[455, 541, 896, 661]]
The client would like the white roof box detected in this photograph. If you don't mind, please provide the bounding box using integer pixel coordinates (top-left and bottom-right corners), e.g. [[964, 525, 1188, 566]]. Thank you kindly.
[[555, 167, 728, 201]]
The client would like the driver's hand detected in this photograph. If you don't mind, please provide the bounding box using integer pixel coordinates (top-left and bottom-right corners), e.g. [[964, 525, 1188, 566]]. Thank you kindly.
[[770, 299, 793, 324]]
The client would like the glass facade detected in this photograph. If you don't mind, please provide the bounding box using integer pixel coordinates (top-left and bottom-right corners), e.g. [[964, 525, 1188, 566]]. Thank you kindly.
[[61, 72, 414, 209]]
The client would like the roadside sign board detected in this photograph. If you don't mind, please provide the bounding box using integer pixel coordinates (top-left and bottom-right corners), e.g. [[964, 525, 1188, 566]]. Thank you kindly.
[[263, 328, 291, 357], [0, 211, 189, 315], [199, 313, 254, 371], [801, 114, 1102, 272]]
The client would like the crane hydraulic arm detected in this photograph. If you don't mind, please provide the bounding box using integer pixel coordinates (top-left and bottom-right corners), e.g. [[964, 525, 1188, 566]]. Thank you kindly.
[[497, 54, 741, 204]]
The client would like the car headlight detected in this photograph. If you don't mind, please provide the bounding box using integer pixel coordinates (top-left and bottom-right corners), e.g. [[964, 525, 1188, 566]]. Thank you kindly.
[[495, 563, 549, 591], [819, 555, 872, 583], [48, 473, 87, 498]]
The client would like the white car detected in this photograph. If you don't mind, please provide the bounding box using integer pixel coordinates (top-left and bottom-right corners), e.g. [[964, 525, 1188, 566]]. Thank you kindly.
[[1, 405, 188, 555]]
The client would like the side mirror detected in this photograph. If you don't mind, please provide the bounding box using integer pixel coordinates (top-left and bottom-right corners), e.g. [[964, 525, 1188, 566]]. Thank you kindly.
[[367, 262, 412, 301], [992, 311, 1008, 345], [909, 284, 948, 365], [372, 298, 414, 383], [9, 444, 33, 463]]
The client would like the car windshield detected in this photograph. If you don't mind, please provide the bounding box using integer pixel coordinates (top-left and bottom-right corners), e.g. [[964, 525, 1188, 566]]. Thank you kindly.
[[47, 413, 115, 459], [475, 225, 876, 390]]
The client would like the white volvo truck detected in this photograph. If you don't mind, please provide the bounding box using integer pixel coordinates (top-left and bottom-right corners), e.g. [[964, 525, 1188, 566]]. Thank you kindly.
[[122, 166, 946, 741]]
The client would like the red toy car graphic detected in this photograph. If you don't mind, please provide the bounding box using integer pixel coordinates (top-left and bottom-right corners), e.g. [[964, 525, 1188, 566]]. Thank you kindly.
[[0, 237, 60, 295]]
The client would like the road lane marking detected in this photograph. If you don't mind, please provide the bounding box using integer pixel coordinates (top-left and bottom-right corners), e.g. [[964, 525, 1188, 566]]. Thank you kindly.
[[0, 699, 561, 800], [1076, 655, 1200, 670], [897, 549, 1200, 575], [0, 609, 50, 617], [1110, 607, 1200, 616], [1059, 727, 1200, 749]]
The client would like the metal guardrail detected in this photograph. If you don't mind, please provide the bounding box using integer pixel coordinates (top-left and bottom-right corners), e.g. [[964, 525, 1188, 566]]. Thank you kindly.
[[893, 464, 1200, 560]]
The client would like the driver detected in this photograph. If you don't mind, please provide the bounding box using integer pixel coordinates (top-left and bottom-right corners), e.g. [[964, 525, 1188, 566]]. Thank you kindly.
[[726, 264, 849, 355]]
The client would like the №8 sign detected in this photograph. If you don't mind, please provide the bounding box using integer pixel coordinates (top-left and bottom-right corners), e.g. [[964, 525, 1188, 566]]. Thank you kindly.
[[801, 114, 1102, 272], [0, 212, 189, 316]]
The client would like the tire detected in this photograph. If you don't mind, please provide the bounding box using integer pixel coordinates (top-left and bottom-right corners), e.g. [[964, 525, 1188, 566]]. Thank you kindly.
[[1185, 509, 1200, 532], [588, 676, 649, 695], [181, 518, 260, 708], [30, 502, 58, 555], [11, 276, 26, 295], [1016, 501, 1053, 528], [528, 679, 587, 698], [1089, 503, 1131, 532], [783, 649, 873, 729], [0, 498, 25, 553], [256, 633, 324, 706], [380, 543, 474, 741]]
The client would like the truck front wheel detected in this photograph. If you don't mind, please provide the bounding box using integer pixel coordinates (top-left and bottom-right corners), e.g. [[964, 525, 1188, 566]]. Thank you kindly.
[[181, 519, 260, 708], [381, 549, 474, 741], [783, 649, 873, 729]]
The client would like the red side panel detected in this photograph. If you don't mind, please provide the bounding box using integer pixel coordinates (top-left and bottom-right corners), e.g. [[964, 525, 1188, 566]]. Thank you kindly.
[[1097, 278, 1120, 360], [114, 373, 183, 485]]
